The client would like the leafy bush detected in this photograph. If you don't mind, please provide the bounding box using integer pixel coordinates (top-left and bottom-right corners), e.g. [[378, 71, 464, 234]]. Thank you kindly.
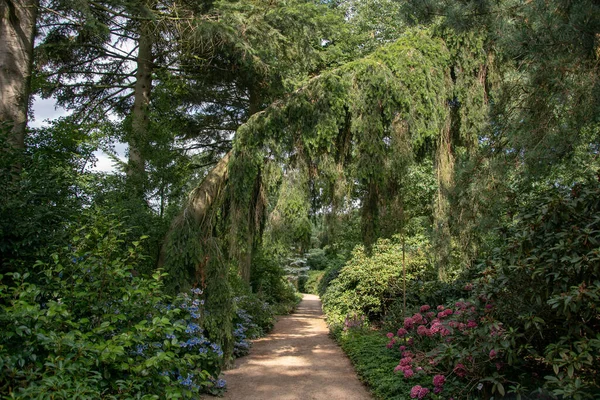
[[250, 250, 302, 314], [471, 180, 600, 399], [0, 126, 92, 275], [381, 181, 600, 400], [386, 300, 526, 399], [322, 237, 434, 327], [305, 248, 330, 270], [304, 270, 325, 295], [234, 294, 276, 338], [0, 219, 226, 398], [317, 260, 344, 297]]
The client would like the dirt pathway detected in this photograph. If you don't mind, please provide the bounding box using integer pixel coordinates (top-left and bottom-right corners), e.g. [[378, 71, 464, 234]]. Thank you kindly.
[[221, 294, 372, 400]]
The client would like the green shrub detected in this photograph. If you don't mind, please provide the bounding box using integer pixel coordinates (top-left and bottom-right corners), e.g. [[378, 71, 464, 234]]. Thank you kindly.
[[471, 180, 600, 398], [383, 180, 600, 400], [305, 270, 325, 295], [234, 294, 276, 337], [250, 250, 302, 314], [305, 248, 329, 270], [322, 237, 434, 327], [382, 279, 465, 332], [317, 261, 344, 297], [0, 219, 226, 398]]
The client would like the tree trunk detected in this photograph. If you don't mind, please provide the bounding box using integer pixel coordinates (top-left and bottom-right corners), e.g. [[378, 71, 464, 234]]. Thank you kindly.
[[128, 17, 153, 192], [187, 150, 232, 223], [158, 150, 232, 268], [0, 0, 37, 149]]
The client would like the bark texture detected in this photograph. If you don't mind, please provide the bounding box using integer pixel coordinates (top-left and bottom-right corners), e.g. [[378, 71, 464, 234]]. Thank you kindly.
[[187, 150, 232, 224], [128, 18, 153, 186], [0, 0, 37, 149]]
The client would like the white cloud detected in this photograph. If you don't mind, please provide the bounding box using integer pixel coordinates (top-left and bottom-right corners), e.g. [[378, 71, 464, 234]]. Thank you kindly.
[[30, 96, 69, 128]]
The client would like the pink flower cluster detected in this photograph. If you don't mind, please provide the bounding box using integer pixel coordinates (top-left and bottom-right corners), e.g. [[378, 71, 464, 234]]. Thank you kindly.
[[453, 363, 467, 378], [432, 374, 446, 394], [410, 385, 430, 399], [394, 353, 415, 378]]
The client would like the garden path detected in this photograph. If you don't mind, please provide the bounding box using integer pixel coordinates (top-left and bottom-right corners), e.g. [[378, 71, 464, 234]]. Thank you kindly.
[[221, 293, 372, 400]]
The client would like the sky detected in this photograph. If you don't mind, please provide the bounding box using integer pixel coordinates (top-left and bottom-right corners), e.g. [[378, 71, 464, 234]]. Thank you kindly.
[[31, 96, 126, 173]]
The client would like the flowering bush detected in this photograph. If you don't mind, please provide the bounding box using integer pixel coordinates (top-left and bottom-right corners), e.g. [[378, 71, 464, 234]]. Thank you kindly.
[[0, 224, 226, 398], [388, 300, 514, 399]]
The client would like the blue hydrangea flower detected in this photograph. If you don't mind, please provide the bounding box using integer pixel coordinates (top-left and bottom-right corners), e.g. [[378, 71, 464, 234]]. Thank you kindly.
[[216, 379, 226, 388]]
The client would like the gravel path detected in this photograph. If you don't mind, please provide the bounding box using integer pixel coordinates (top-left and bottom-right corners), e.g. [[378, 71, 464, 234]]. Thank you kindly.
[[221, 294, 373, 400]]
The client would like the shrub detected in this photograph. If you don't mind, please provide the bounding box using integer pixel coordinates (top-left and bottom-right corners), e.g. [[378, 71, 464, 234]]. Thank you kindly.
[[317, 261, 344, 297], [305, 248, 330, 270], [387, 300, 523, 399], [382, 279, 466, 332], [322, 237, 434, 327], [234, 294, 276, 338], [251, 249, 301, 312], [0, 221, 226, 398], [384, 180, 600, 399], [471, 180, 600, 399], [304, 270, 325, 295]]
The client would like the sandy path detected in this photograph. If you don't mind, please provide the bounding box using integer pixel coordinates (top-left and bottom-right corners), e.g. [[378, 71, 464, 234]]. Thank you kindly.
[[221, 294, 372, 400]]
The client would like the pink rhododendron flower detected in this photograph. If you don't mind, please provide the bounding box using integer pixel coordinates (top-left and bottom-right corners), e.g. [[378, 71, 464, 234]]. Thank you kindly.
[[410, 385, 422, 398], [398, 345, 406, 352], [386, 342, 394, 349], [443, 309, 453, 316], [387, 332, 394, 338], [420, 305, 431, 312], [433, 374, 446, 387], [433, 386, 443, 394], [402, 350, 414, 358], [394, 365, 403, 373], [404, 369, 415, 378], [489, 349, 497, 359], [412, 313, 424, 324], [426, 311, 435, 319], [464, 283, 473, 291], [430, 321, 443, 334], [437, 305, 445, 311], [417, 325, 430, 336], [418, 387, 430, 399], [397, 328, 408, 337], [399, 357, 412, 366], [404, 317, 414, 330], [454, 363, 467, 377], [467, 320, 478, 329]]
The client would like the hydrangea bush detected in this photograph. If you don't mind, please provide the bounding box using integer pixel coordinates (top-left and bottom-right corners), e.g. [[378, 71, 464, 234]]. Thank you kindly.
[[0, 224, 227, 398]]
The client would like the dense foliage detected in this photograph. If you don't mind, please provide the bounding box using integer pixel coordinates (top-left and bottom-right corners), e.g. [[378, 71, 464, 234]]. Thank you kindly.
[[1, 0, 599, 397]]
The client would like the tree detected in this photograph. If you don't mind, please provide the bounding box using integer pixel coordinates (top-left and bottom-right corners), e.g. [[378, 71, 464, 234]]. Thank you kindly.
[[0, 0, 38, 150]]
